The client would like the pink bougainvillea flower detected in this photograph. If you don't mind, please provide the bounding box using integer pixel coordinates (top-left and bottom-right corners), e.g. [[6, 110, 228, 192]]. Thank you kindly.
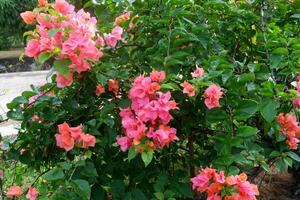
[[203, 84, 223, 109], [7, 186, 23, 198], [115, 12, 131, 26], [53, 0, 75, 15], [26, 186, 39, 200], [0, 170, 3, 179], [150, 71, 166, 82], [148, 125, 178, 147], [25, 40, 40, 58], [20, 11, 35, 24], [191, 66, 204, 78], [292, 76, 300, 107], [293, 98, 300, 107], [56, 72, 73, 88], [104, 26, 124, 48], [95, 36, 105, 47], [108, 79, 119, 95], [81, 134, 96, 148], [180, 81, 195, 97], [38, 0, 47, 7], [118, 71, 178, 152], [96, 84, 105, 96], [117, 136, 132, 152]]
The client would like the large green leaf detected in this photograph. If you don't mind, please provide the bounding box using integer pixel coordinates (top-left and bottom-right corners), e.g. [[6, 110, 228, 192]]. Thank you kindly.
[[72, 179, 91, 200], [260, 99, 277, 122], [234, 99, 258, 120], [44, 168, 65, 181], [53, 59, 71, 78]]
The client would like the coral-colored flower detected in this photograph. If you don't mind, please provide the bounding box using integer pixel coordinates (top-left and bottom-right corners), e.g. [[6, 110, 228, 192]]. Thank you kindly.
[[21, 11, 35, 24], [108, 79, 119, 95], [53, 0, 75, 15], [192, 168, 259, 200], [81, 134, 96, 148], [277, 113, 300, 150], [203, 84, 223, 109], [38, 0, 47, 7], [150, 71, 166, 82], [56, 72, 73, 88], [55, 122, 96, 151], [181, 81, 195, 97], [55, 132, 74, 151], [191, 66, 204, 78], [115, 12, 131, 26], [7, 186, 23, 198], [96, 84, 105, 96], [26, 186, 39, 200]]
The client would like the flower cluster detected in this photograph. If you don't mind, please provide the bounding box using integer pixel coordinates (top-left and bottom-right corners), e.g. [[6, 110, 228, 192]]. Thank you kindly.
[[181, 66, 223, 109], [55, 122, 96, 151], [277, 113, 300, 149], [191, 167, 259, 200], [21, 0, 127, 88], [7, 185, 39, 200], [203, 84, 223, 109], [117, 71, 179, 152], [293, 75, 300, 107]]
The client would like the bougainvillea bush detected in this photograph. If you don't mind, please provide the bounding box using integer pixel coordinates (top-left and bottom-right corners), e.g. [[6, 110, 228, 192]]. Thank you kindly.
[[1, 0, 300, 199]]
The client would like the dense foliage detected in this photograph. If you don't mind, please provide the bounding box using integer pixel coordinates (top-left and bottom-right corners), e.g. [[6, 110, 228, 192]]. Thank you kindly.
[[1, 0, 300, 199]]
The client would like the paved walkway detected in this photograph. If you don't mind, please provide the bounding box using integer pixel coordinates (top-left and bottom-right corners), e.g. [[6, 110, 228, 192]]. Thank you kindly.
[[0, 71, 49, 115], [0, 71, 49, 137]]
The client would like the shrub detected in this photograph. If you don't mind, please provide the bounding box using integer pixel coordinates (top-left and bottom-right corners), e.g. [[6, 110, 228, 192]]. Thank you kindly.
[[1, 0, 300, 199]]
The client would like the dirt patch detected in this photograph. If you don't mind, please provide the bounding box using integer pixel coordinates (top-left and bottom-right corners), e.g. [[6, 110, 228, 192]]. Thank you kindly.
[[254, 169, 300, 200]]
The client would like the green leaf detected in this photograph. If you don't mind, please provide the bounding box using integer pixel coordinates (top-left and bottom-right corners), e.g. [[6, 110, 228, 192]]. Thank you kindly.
[[234, 99, 258, 120], [21, 91, 37, 98], [141, 149, 154, 167], [154, 192, 164, 200], [287, 152, 300, 162], [283, 157, 293, 167], [260, 99, 277, 122], [53, 59, 71, 78], [236, 126, 258, 138], [44, 168, 64, 181], [275, 159, 288, 172], [48, 28, 60, 38], [160, 83, 180, 91], [7, 96, 28, 109], [128, 146, 138, 161], [291, 14, 300, 19], [38, 52, 52, 64], [272, 47, 289, 55], [131, 189, 147, 200], [6, 110, 23, 121], [72, 179, 91, 200]]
